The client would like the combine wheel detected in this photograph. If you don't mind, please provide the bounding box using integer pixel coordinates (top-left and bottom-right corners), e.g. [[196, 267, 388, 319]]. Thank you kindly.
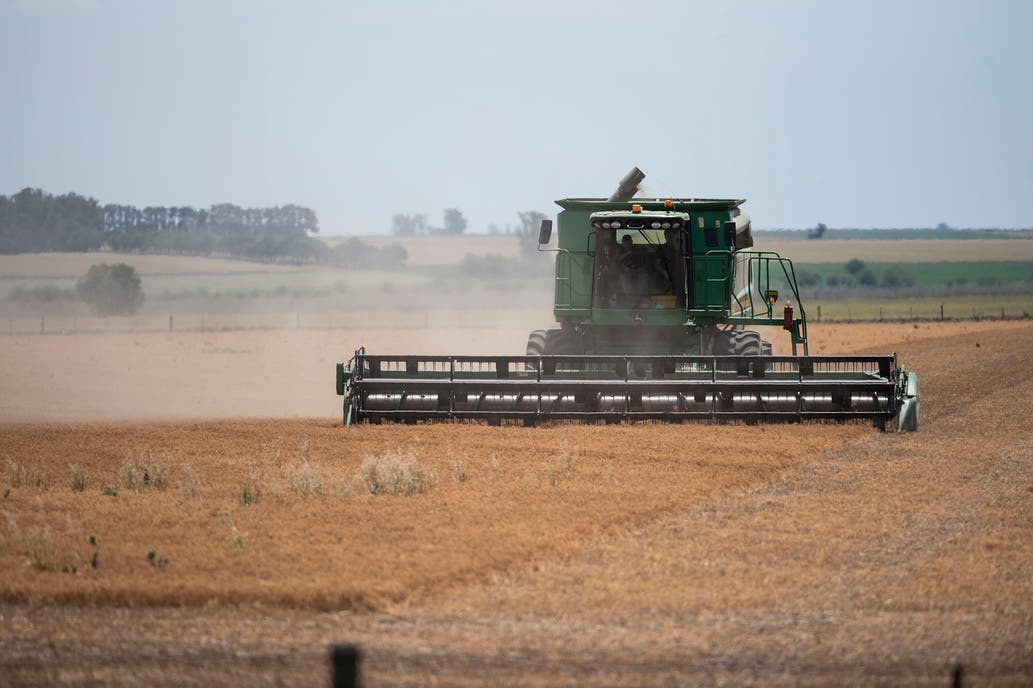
[[725, 330, 762, 355], [525, 328, 581, 356], [737, 330, 762, 355], [525, 329, 547, 356], [544, 329, 582, 355], [727, 329, 772, 357]]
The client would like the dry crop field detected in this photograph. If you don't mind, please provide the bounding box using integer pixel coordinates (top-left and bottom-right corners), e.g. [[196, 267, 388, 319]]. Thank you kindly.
[[757, 236, 1033, 263], [350, 233, 1033, 265], [340, 234, 523, 265], [0, 320, 1032, 686]]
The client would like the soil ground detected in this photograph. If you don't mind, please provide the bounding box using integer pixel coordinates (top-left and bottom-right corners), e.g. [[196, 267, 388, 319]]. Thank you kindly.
[[1, 320, 1031, 686]]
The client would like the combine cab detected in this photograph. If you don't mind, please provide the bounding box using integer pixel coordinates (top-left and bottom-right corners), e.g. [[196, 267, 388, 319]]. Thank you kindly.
[[337, 168, 919, 430]]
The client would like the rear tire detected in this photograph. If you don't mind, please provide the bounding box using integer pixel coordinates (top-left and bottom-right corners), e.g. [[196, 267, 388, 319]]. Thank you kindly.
[[525, 329, 547, 356], [526, 328, 582, 355], [717, 329, 772, 361], [544, 329, 582, 355], [727, 330, 762, 355]]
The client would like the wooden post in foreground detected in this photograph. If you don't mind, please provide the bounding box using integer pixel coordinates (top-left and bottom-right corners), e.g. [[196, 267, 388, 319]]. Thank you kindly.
[[331, 645, 361, 688]]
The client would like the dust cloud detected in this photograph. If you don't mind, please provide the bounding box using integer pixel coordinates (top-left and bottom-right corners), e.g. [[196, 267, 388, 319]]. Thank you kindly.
[[0, 324, 545, 424], [0, 239, 558, 423]]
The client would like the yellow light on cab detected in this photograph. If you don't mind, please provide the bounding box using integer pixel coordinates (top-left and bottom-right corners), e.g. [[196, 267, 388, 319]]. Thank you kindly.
[[631, 204, 642, 213]]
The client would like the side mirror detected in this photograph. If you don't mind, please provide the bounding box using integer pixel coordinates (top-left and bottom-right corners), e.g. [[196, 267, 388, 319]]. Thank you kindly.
[[537, 219, 553, 246]]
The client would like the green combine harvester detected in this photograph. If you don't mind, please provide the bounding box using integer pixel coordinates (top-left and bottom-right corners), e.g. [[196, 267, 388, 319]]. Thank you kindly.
[[337, 168, 918, 430]]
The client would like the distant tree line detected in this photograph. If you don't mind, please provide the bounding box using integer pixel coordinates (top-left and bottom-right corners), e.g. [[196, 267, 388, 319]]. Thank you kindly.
[[0, 188, 330, 263], [391, 208, 467, 236], [103, 202, 317, 236], [0, 189, 105, 252]]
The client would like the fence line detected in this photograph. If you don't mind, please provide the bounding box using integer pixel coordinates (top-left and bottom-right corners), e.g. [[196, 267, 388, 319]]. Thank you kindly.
[[3, 300, 1031, 337], [3, 308, 545, 336], [810, 301, 1031, 323]]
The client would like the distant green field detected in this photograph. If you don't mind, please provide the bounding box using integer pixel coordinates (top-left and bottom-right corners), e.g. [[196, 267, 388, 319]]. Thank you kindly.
[[792, 261, 1033, 291], [757, 229, 1033, 240]]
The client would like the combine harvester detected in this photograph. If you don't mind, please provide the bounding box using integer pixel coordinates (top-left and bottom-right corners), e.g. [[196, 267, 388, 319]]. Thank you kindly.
[[336, 168, 918, 430]]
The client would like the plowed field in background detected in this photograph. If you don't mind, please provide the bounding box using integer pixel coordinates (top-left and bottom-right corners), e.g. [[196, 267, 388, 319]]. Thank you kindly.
[[1, 321, 1032, 686]]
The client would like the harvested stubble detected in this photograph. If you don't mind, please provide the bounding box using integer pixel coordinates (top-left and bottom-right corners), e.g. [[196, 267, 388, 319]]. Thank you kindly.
[[0, 419, 867, 609]]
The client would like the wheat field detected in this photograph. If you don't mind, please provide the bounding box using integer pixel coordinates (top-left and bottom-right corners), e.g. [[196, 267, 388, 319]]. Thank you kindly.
[[1, 320, 1031, 686]]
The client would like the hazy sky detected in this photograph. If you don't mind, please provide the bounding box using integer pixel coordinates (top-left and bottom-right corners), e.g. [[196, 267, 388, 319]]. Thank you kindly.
[[1, 0, 1030, 233]]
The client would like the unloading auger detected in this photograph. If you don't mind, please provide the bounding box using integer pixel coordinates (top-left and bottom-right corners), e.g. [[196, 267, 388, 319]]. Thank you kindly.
[[336, 168, 918, 430]]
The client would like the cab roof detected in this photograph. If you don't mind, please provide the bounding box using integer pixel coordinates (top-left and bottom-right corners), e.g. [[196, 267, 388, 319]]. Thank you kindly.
[[556, 197, 745, 212]]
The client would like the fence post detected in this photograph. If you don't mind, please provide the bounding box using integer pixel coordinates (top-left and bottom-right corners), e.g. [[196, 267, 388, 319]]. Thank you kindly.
[[331, 645, 361, 688], [1001, 306, 1005, 319], [817, 305, 821, 321], [169, 314, 173, 333], [879, 307, 883, 322], [40, 316, 44, 335], [940, 304, 944, 321]]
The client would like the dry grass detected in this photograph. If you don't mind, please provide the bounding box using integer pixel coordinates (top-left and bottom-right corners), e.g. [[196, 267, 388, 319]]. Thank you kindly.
[[119, 453, 170, 491], [355, 451, 436, 496]]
